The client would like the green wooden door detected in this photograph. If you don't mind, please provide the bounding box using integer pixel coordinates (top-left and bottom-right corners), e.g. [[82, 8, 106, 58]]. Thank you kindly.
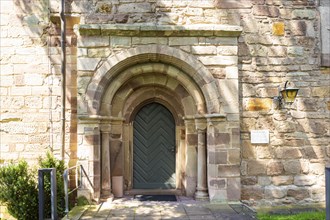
[[133, 103, 176, 189]]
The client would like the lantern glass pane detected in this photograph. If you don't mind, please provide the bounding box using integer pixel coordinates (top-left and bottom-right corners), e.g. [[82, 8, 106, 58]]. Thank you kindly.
[[280, 89, 298, 103]]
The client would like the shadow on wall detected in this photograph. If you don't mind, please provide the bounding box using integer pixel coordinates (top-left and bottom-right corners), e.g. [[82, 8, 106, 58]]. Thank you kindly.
[[3, 0, 329, 206], [1, 0, 78, 164], [236, 0, 329, 206]]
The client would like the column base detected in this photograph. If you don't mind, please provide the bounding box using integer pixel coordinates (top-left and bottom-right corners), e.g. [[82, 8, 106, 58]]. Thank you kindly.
[[194, 189, 209, 201], [100, 193, 114, 203]]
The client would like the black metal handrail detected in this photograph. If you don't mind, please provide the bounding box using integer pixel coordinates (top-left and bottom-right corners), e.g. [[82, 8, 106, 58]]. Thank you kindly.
[[326, 166, 330, 220], [38, 168, 58, 220], [63, 164, 94, 217]]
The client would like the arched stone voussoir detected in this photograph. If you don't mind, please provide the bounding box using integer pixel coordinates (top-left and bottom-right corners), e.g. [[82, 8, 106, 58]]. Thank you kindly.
[[101, 64, 205, 115], [86, 45, 221, 115], [121, 87, 186, 125]]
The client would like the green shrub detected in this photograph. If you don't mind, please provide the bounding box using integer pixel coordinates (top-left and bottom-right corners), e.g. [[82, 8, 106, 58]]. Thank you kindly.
[[38, 152, 66, 218], [0, 160, 39, 219], [0, 153, 67, 219]]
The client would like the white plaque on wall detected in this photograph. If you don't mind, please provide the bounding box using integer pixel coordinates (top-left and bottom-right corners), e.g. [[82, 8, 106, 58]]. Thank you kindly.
[[251, 130, 269, 144]]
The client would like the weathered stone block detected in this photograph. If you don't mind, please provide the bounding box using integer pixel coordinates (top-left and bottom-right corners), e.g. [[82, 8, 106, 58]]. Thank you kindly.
[[228, 149, 240, 164], [241, 176, 257, 185], [117, 3, 151, 13], [287, 187, 309, 200], [287, 46, 304, 56], [208, 133, 231, 146], [267, 161, 284, 176], [242, 136, 257, 157], [309, 163, 325, 175], [265, 186, 286, 199], [191, 46, 217, 55], [303, 146, 324, 159], [247, 160, 267, 175], [96, 2, 112, 13], [253, 6, 280, 17], [227, 178, 241, 201], [169, 37, 198, 46], [187, 134, 198, 145], [297, 99, 319, 111], [258, 176, 271, 186], [185, 8, 203, 16], [205, 37, 238, 45], [11, 87, 32, 96], [272, 22, 285, 36], [311, 86, 330, 97], [110, 36, 131, 47], [292, 9, 316, 19], [241, 186, 264, 200], [209, 151, 227, 164], [289, 21, 306, 36], [272, 176, 293, 186], [216, 0, 252, 9], [268, 46, 287, 57], [209, 178, 226, 189], [132, 37, 167, 45], [77, 58, 100, 71], [274, 121, 296, 133], [25, 96, 43, 109], [257, 147, 273, 159], [244, 98, 272, 111], [275, 147, 302, 159], [217, 46, 238, 56], [88, 48, 111, 58], [209, 189, 227, 201], [218, 165, 240, 177], [199, 55, 238, 66], [78, 36, 109, 47], [294, 175, 316, 186], [225, 66, 238, 79], [283, 160, 302, 174]]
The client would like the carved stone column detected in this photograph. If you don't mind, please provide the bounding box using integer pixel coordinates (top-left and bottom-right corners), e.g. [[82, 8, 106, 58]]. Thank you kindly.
[[195, 117, 209, 200], [100, 124, 112, 198]]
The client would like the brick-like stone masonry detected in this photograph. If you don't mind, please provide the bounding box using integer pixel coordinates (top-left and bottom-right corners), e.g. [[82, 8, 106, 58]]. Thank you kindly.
[[0, 0, 329, 208]]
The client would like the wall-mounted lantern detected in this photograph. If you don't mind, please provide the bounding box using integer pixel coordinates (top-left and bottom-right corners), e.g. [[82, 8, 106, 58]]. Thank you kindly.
[[273, 81, 299, 109]]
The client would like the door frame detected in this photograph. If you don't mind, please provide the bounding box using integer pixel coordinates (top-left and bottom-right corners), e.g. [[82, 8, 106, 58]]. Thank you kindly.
[[132, 102, 176, 190], [126, 100, 185, 195]]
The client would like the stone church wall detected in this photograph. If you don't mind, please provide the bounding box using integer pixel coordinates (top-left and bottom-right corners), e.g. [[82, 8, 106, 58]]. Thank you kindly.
[[1, 0, 329, 207]]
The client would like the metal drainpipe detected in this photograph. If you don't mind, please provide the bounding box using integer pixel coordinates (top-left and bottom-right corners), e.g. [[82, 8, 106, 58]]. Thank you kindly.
[[60, 0, 66, 160]]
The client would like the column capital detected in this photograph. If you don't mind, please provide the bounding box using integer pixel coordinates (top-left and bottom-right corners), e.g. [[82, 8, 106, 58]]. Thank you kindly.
[[195, 116, 207, 131], [100, 124, 111, 133]]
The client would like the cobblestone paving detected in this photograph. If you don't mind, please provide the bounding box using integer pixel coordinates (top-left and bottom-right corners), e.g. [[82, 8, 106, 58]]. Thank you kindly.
[[79, 196, 256, 220]]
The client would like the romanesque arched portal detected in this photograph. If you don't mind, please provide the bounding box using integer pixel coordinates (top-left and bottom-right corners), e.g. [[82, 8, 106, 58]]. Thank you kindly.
[[78, 41, 241, 202]]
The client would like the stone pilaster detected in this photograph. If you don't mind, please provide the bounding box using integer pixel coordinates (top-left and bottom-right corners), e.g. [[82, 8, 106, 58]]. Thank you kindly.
[[194, 116, 209, 200], [184, 117, 197, 197], [78, 116, 102, 201], [100, 124, 112, 198]]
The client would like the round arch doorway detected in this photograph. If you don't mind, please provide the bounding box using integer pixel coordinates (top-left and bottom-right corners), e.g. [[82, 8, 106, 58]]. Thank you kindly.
[[133, 102, 176, 190]]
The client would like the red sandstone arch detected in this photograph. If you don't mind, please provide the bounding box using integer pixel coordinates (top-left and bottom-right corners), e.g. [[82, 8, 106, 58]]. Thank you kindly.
[[86, 45, 221, 116]]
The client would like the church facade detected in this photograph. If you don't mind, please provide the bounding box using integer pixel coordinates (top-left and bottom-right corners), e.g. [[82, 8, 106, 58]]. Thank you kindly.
[[0, 0, 329, 207]]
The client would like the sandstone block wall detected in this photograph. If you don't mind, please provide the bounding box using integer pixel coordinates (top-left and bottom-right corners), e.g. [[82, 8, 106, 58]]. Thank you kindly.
[[1, 1, 54, 162], [1, 0, 329, 207]]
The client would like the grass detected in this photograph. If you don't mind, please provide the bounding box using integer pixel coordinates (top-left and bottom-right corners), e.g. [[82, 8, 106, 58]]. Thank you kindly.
[[257, 211, 326, 220]]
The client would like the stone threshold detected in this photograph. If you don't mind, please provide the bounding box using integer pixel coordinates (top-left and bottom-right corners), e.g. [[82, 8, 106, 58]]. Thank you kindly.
[[76, 23, 242, 37], [124, 189, 182, 196]]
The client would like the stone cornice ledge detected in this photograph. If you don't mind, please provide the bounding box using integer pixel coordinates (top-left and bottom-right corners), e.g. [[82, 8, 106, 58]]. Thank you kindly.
[[77, 24, 242, 37]]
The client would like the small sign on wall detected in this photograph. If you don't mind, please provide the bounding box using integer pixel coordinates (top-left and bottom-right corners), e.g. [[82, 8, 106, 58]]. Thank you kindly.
[[251, 130, 269, 144]]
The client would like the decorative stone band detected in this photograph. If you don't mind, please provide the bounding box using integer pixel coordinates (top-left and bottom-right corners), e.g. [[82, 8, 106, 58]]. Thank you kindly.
[[76, 24, 243, 37], [183, 114, 226, 121], [79, 115, 125, 122]]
